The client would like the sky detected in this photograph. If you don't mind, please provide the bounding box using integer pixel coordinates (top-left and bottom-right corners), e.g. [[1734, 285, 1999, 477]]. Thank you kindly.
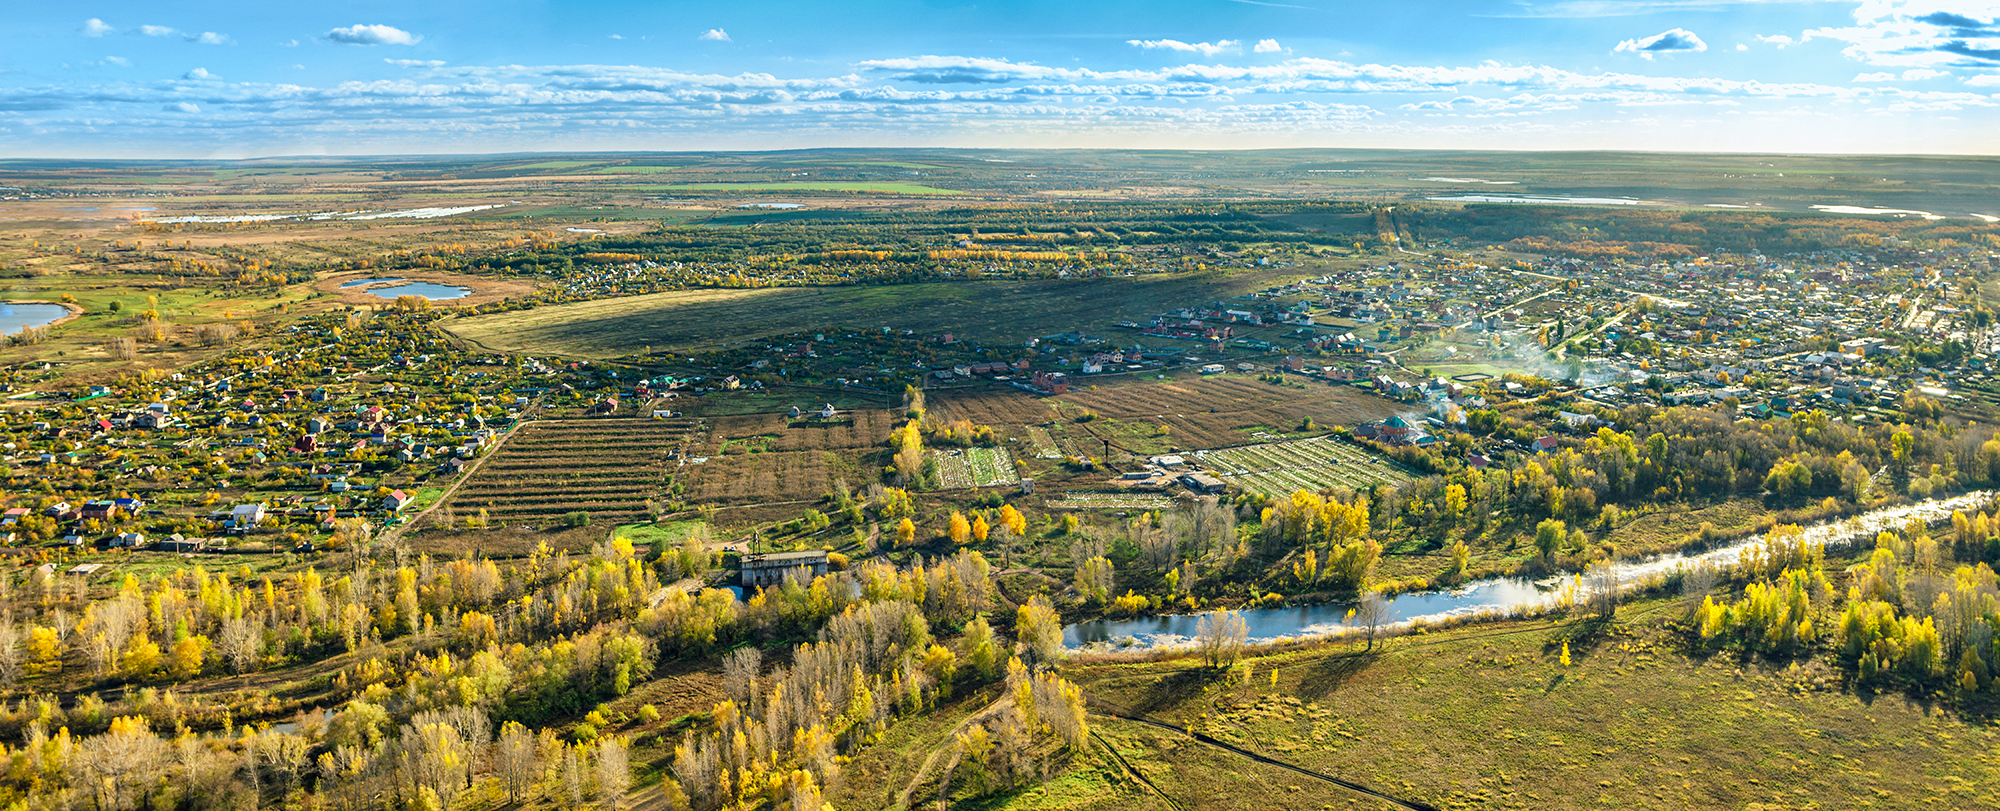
[[3, 1, 2000, 157]]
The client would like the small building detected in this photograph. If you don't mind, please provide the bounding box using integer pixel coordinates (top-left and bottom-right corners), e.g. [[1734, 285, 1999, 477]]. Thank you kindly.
[[230, 503, 268, 528], [1178, 472, 1228, 495], [157, 536, 209, 553], [740, 550, 831, 588], [385, 490, 415, 512], [0, 508, 26, 526]]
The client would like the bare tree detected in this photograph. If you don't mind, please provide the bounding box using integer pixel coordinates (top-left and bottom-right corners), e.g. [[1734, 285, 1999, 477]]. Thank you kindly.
[[721, 647, 763, 707], [1195, 610, 1248, 669], [1586, 560, 1620, 618], [596, 735, 630, 811], [563, 743, 589, 810], [1679, 560, 1718, 620], [1354, 591, 1390, 651], [0, 622, 22, 685], [220, 616, 263, 674], [495, 721, 538, 805]]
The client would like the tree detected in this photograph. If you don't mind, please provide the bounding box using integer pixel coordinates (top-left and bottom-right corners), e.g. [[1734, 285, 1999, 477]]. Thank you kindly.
[[895, 517, 916, 548], [1074, 556, 1114, 604], [1534, 518, 1566, 564], [998, 504, 1027, 537], [26, 626, 59, 674], [220, 616, 263, 674], [963, 614, 998, 680], [721, 647, 762, 706], [597, 736, 631, 810], [1585, 560, 1619, 618], [1195, 610, 1248, 668], [170, 634, 209, 680], [1354, 590, 1390, 651], [1015, 596, 1065, 664], [496, 721, 538, 805], [948, 511, 972, 546]]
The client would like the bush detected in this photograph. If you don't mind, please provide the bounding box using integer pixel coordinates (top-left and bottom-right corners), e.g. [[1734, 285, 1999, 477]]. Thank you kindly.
[[563, 511, 591, 527]]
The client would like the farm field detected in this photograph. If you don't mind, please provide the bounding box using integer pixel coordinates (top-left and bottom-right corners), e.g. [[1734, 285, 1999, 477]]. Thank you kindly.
[[433, 417, 695, 527], [928, 387, 1058, 426], [444, 273, 1298, 358], [930, 446, 1019, 489], [1195, 436, 1414, 496], [677, 450, 871, 506], [635, 181, 963, 195], [1053, 375, 1406, 450], [707, 409, 899, 451]]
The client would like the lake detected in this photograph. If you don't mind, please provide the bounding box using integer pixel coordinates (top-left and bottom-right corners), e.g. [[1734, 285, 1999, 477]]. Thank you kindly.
[[342, 278, 472, 301], [1066, 491, 1990, 651], [0, 302, 72, 334]]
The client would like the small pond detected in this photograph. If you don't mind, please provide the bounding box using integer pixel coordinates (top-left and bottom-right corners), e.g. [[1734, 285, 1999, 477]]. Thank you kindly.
[[0, 302, 71, 334]]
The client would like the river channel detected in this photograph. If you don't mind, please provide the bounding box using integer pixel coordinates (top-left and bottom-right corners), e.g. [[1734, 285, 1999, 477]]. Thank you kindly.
[[1064, 491, 1992, 651]]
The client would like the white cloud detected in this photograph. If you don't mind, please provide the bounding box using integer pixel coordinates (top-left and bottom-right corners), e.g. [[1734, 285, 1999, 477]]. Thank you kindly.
[[1967, 73, 2000, 85], [326, 24, 422, 46], [609, 34, 624, 40], [282, 39, 299, 47], [97, 56, 131, 67], [1858, 68, 1956, 81], [191, 32, 230, 45], [1737, 43, 1749, 50], [140, 25, 178, 38], [1614, 28, 1707, 59], [163, 102, 199, 113], [1804, 3, 2000, 69], [1129, 39, 1240, 57], [1255, 39, 1283, 54], [1757, 34, 1796, 47], [385, 58, 446, 68], [82, 18, 113, 37], [699, 28, 731, 42], [183, 67, 213, 80]]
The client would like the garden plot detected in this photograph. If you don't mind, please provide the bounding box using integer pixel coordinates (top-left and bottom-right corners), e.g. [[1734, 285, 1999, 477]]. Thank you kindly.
[[437, 417, 696, 525], [1195, 436, 1412, 498], [930, 447, 1019, 489], [1053, 492, 1178, 511], [1024, 426, 1063, 458]]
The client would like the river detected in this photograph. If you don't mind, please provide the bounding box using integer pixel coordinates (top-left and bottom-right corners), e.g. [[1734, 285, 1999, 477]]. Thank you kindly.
[[1064, 491, 1991, 651]]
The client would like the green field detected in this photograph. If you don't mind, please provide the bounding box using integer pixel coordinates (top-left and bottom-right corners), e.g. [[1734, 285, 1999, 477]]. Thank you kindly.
[[583, 165, 679, 174], [445, 273, 1295, 357], [638, 181, 963, 195], [512, 160, 607, 170]]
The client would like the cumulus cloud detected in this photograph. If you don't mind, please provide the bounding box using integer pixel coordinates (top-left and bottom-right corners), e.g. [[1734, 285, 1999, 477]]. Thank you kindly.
[[1129, 39, 1240, 57], [1966, 73, 2000, 85], [182, 67, 214, 80], [1757, 34, 1795, 47], [1805, 3, 2000, 68], [191, 32, 230, 45], [326, 24, 422, 46], [699, 28, 731, 42], [82, 18, 113, 37], [140, 25, 178, 37], [162, 101, 199, 113], [1614, 28, 1707, 58], [1854, 71, 1899, 81], [385, 58, 446, 68], [1255, 39, 1283, 53], [93, 56, 132, 68]]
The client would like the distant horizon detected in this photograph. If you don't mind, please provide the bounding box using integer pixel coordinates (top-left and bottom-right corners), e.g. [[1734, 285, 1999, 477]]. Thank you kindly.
[[9, 145, 2000, 163], [5, 1, 1999, 158]]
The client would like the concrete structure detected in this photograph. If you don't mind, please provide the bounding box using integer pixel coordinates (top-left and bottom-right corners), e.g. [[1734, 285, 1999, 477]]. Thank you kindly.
[[740, 550, 830, 588]]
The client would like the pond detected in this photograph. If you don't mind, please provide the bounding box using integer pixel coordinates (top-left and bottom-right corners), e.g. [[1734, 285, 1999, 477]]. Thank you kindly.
[[0, 302, 71, 334], [342, 278, 472, 301], [1065, 491, 1990, 651]]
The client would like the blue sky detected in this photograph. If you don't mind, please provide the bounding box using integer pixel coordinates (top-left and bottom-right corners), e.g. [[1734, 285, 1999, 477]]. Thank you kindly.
[[3, 1, 1998, 157]]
